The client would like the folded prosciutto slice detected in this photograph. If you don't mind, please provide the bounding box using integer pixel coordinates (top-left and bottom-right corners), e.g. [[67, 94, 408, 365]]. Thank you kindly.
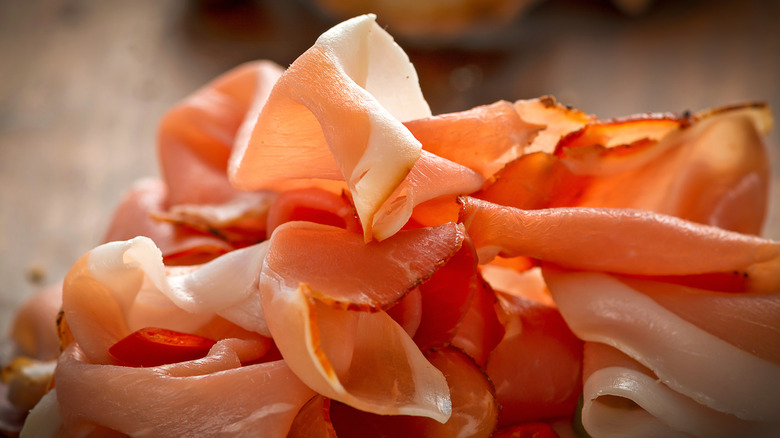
[[460, 196, 780, 292], [259, 221, 466, 423], [404, 100, 542, 178], [561, 103, 772, 235], [51, 340, 315, 437], [460, 195, 780, 435], [228, 14, 484, 242], [61, 236, 274, 365], [159, 60, 283, 208], [287, 348, 499, 438], [546, 270, 780, 437], [103, 178, 235, 265], [229, 15, 429, 240], [477, 102, 772, 236], [326, 347, 499, 437], [105, 61, 284, 264]]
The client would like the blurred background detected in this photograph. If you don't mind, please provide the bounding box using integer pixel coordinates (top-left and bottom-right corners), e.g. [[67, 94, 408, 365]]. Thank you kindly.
[[1, 0, 778, 335]]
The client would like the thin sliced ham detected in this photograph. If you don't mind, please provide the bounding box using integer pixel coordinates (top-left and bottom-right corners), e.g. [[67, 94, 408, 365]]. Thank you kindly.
[[259, 221, 465, 422], [459, 196, 780, 292], [328, 347, 499, 438], [404, 100, 541, 178], [159, 60, 283, 207], [103, 178, 233, 264], [545, 268, 780, 425], [62, 236, 272, 365], [155, 60, 283, 247], [261, 221, 465, 310], [229, 14, 431, 242], [486, 288, 583, 426], [478, 103, 772, 236], [580, 342, 779, 438], [54, 341, 315, 437], [568, 104, 772, 235], [260, 292, 452, 422], [622, 277, 780, 364], [260, 222, 464, 422]]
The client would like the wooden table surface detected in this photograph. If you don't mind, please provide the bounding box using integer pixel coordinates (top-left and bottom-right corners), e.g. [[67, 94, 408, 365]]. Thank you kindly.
[[1, 0, 779, 337]]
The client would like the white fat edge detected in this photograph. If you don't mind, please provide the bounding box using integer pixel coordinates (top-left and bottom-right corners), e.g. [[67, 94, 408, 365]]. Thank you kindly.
[[217, 292, 271, 337], [351, 108, 422, 241], [167, 240, 269, 311], [315, 14, 431, 122], [583, 366, 780, 438], [548, 270, 780, 421], [89, 237, 269, 326], [318, 15, 430, 241]]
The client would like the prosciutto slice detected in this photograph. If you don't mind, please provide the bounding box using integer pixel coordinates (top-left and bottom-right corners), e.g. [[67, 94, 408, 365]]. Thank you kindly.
[[460, 196, 780, 292], [228, 14, 484, 242], [546, 269, 780, 436], [103, 178, 234, 265], [580, 343, 778, 438], [62, 236, 272, 364], [485, 275, 583, 426], [259, 221, 465, 422], [229, 15, 430, 241], [477, 103, 772, 236], [159, 60, 283, 207], [567, 104, 772, 235], [404, 100, 541, 178], [154, 61, 283, 248], [328, 347, 499, 438], [52, 341, 314, 438]]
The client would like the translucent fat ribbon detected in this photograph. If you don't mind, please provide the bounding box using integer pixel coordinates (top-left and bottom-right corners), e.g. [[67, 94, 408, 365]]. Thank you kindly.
[[62, 236, 272, 364], [580, 343, 780, 438], [546, 269, 780, 436]]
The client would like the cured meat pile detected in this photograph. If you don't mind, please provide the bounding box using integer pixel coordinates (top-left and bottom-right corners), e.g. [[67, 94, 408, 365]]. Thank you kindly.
[[4, 14, 780, 438]]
